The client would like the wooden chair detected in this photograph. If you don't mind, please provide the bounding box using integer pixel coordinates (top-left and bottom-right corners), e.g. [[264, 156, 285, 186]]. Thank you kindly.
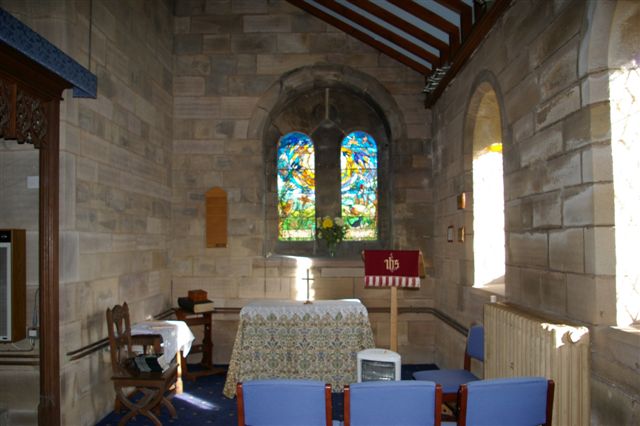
[[454, 377, 555, 426], [106, 302, 178, 425], [236, 379, 333, 426], [344, 380, 442, 426]]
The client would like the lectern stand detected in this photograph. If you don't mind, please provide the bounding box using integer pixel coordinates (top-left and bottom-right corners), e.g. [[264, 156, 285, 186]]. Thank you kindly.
[[363, 250, 423, 352], [174, 308, 225, 380]]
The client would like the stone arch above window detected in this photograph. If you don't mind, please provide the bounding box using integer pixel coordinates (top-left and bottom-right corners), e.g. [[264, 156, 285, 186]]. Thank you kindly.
[[607, 0, 640, 326], [263, 83, 392, 258]]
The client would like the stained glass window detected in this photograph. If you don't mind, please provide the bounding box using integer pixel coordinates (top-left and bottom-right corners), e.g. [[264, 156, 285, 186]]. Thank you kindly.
[[341, 131, 378, 240], [277, 132, 316, 241]]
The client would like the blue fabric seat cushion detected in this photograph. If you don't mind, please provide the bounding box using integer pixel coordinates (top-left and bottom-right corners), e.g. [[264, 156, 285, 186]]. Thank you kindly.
[[412, 369, 479, 394]]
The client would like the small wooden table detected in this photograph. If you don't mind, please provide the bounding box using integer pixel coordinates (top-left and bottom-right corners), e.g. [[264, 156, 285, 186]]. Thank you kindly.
[[174, 308, 225, 380]]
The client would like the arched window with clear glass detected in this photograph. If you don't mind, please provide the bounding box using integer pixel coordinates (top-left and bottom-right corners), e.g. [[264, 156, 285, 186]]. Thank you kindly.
[[341, 131, 378, 240], [277, 132, 316, 241]]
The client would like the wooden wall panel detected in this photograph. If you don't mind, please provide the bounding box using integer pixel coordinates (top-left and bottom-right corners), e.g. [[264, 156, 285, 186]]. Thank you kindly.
[[206, 187, 227, 248]]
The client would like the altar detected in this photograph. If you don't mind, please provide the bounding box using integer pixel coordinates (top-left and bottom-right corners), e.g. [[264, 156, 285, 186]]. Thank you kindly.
[[222, 299, 375, 398]]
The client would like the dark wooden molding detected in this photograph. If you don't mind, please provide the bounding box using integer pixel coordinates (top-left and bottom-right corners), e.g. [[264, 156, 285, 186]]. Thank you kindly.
[[424, 0, 511, 107], [436, 0, 473, 41], [350, 0, 449, 55], [0, 40, 71, 426], [0, 353, 39, 366], [316, 0, 440, 66], [65, 306, 467, 362], [287, 0, 430, 75], [387, 0, 460, 51]]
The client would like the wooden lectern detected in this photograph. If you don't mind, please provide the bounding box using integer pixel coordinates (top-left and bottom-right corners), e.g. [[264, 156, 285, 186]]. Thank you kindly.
[[363, 250, 424, 352]]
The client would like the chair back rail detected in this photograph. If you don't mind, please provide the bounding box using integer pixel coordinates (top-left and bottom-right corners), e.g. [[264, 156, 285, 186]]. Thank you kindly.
[[344, 380, 442, 426], [457, 377, 555, 426], [236, 379, 332, 426]]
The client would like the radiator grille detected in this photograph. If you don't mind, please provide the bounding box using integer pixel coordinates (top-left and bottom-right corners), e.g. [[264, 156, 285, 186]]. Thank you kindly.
[[484, 303, 590, 426]]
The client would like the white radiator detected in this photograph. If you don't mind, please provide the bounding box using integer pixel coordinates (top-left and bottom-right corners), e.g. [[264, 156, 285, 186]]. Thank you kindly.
[[484, 303, 590, 426]]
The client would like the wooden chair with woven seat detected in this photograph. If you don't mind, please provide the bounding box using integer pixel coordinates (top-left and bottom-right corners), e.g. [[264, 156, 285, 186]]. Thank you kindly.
[[106, 302, 178, 425]]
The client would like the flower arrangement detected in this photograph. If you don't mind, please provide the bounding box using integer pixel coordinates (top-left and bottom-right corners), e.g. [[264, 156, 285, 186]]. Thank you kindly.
[[316, 216, 347, 256]]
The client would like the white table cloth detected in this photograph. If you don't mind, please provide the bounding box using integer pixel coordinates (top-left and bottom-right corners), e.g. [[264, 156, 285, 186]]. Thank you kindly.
[[240, 299, 369, 320], [131, 320, 195, 371]]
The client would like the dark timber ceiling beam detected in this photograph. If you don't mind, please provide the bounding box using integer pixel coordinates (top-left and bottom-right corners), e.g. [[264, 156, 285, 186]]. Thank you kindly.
[[387, 0, 460, 52], [316, 0, 440, 66], [347, 0, 449, 64], [436, 0, 473, 41], [288, 0, 431, 75]]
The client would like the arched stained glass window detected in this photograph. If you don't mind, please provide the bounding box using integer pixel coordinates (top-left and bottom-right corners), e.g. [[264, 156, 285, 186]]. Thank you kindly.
[[341, 131, 378, 240], [277, 132, 316, 241]]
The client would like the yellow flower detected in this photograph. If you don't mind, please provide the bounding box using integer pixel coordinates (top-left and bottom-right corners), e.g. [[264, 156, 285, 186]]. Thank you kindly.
[[322, 216, 333, 229]]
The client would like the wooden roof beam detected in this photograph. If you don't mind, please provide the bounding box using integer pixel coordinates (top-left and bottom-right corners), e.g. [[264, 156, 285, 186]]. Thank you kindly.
[[435, 0, 473, 41], [387, 0, 460, 51], [316, 0, 440, 66], [287, 0, 431, 75], [348, 0, 449, 63]]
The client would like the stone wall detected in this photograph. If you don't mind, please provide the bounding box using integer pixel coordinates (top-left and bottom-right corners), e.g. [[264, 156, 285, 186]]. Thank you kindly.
[[430, 0, 639, 422], [3, 0, 637, 424], [0, 1, 175, 424], [171, 0, 434, 366], [0, 143, 39, 424]]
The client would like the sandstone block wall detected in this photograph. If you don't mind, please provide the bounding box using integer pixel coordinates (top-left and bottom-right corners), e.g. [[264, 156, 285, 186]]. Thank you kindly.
[[0, 1, 176, 424], [171, 0, 434, 367], [430, 0, 639, 422]]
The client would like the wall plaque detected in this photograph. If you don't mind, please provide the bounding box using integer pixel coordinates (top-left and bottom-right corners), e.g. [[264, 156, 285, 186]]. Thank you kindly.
[[206, 187, 227, 248]]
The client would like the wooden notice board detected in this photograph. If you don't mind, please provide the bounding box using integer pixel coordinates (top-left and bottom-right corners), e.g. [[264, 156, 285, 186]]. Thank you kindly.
[[206, 187, 227, 248]]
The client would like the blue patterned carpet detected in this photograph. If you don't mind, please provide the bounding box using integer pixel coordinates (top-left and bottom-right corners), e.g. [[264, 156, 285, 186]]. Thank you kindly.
[[96, 364, 437, 425]]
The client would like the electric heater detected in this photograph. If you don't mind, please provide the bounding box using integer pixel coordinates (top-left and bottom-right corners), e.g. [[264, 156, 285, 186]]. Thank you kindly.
[[0, 229, 26, 342], [357, 348, 401, 382]]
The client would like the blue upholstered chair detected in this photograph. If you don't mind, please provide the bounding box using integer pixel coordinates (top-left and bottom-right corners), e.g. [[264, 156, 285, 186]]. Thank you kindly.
[[413, 324, 484, 403], [236, 379, 333, 426], [344, 380, 442, 426], [451, 377, 555, 426]]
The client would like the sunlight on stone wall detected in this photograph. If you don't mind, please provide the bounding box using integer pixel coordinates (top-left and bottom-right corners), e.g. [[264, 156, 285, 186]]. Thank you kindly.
[[294, 256, 314, 301], [611, 62, 640, 326], [473, 146, 505, 287]]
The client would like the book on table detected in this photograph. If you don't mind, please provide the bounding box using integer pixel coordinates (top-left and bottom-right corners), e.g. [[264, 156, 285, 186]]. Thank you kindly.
[[178, 297, 215, 313]]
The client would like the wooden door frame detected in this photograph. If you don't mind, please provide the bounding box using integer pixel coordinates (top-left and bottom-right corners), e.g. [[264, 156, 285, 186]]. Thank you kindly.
[[1, 41, 70, 425]]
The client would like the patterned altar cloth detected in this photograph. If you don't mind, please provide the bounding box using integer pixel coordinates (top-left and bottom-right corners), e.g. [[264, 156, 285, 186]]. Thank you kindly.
[[223, 299, 375, 398]]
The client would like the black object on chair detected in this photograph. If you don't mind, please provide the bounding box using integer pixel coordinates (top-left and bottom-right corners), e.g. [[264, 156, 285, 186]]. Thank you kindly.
[[106, 302, 178, 425]]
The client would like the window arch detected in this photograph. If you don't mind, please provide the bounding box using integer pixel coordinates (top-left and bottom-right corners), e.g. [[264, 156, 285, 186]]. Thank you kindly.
[[608, 1, 640, 326], [341, 131, 378, 240], [466, 81, 505, 288], [263, 84, 391, 258], [277, 131, 315, 241]]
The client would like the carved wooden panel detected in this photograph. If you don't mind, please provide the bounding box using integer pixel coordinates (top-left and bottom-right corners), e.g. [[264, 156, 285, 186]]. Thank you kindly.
[[0, 78, 11, 137], [16, 88, 47, 147], [206, 187, 228, 248], [0, 77, 47, 147]]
